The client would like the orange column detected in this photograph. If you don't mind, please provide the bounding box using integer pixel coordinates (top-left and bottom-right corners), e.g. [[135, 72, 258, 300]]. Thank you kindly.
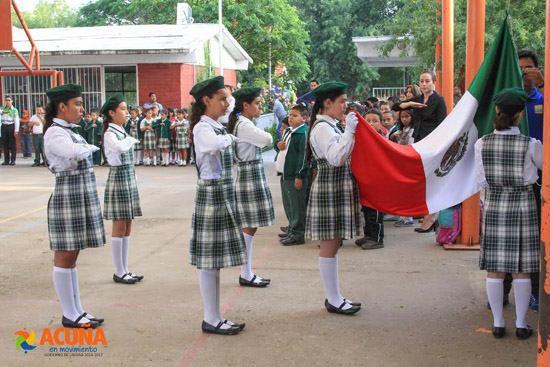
[[435, 0, 442, 92], [538, 1, 550, 364], [441, 0, 453, 114], [459, 0, 485, 247]]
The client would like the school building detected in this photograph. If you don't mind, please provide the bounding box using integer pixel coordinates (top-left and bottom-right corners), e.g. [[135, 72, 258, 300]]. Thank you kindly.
[[0, 23, 252, 114]]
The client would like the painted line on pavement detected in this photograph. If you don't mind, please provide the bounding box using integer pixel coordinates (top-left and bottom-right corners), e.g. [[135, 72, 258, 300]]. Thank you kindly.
[[0, 205, 47, 225], [0, 219, 47, 239]]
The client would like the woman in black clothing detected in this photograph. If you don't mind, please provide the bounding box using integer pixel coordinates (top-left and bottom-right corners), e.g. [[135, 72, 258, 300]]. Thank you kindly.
[[392, 69, 447, 231]]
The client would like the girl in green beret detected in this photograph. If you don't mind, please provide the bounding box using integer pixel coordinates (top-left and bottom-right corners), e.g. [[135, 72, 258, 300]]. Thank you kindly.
[[43, 83, 105, 329], [101, 94, 143, 285], [306, 81, 363, 315], [227, 87, 274, 288], [475, 87, 542, 340], [188, 76, 246, 335]]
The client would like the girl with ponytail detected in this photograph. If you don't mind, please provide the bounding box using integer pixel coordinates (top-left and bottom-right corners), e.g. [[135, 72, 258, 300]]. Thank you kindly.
[[229, 87, 274, 288]]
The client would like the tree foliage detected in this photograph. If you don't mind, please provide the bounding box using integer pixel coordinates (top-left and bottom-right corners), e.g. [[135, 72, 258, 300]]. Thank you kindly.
[[12, 0, 79, 28], [381, 0, 546, 81], [78, 0, 310, 83]]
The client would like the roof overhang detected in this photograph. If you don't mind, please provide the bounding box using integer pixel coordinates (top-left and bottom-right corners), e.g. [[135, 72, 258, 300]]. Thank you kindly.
[[352, 35, 416, 67]]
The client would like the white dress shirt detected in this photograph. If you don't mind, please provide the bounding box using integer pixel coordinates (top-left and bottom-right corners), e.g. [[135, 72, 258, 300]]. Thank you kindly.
[[234, 116, 273, 161], [44, 118, 98, 173], [30, 114, 44, 134], [103, 124, 140, 166], [275, 127, 293, 173], [310, 114, 355, 167], [475, 127, 543, 189], [140, 118, 155, 131], [194, 115, 233, 179]]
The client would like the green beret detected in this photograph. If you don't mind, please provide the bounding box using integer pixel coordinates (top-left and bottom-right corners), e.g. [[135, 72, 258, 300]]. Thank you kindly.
[[493, 87, 528, 116], [100, 93, 125, 115], [46, 83, 82, 104], [189, 76, 225, 100], [232, 87, 261, 102], [312, 81, 348, 102]]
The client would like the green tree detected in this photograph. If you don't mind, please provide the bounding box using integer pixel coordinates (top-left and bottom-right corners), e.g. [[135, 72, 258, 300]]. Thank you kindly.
[[78, 0, 310, 84], [380, 0, 546, 81], [12, 0, 79, 28]]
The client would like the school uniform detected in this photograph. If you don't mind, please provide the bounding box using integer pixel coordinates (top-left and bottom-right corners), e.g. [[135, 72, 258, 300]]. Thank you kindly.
[[475, 127, 542, 273], [190, 115, 247, 269], [75, 118, 87, 138], [173, 118, 190, 149], [306, 115, 362, 240], [127, 117, 142, 150], [45, 118, 105, 250], [279, 123, 309, 242], [157, 118, 172, 149], [233, 115, 275, 228], [84, 119, 103, 165], [140, 118, 157, 150], [30, 114, 45, 165], [103, 124, 142, 220], [275, 127, 293, 224]]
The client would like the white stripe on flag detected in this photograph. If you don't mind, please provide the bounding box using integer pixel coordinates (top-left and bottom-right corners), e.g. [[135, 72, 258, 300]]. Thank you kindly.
[[412, 91, 481, 213]]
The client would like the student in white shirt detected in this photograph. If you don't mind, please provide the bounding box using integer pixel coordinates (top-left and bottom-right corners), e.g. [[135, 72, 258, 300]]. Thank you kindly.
[[189, 76, 245, 335], [226, 87, 274, 287], [43, 84, 105, 329], [30, 105, 45, 167], [101, 94, 143, 285], [305, 81, 362, 315]]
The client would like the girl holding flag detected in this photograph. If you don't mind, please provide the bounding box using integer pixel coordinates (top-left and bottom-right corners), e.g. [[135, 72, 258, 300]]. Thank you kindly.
[[306, 81, 363, 315], [475, 87, 542, 340]]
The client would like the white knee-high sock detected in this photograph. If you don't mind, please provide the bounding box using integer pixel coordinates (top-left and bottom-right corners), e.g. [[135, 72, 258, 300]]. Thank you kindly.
[[111, 237, 125, 277], [70, 268, 96, 320], [138, 150, 143, 163], [153, 156, 157, 165], [319, 256, 351, 310], [200, 269, 232, 330], [122, 236, 130, 274], [487, 278, 505, 327], [514, 279, 532, 328], [54, 266, 87, 322], [240, 233, 254, 281]]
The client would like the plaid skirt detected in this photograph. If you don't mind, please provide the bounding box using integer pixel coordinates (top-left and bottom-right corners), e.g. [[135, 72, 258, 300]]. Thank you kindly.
[[306, 158, 362, 240], [235, 159, 275, 228], [143, 130, 156, 150], [47, 168, 105, 250], [104, 164, 143, 220], [158, 137, 171, 149], [479, 186, 540, 273], [175, 133, 189, 149], [190, 177, 247, 269], [129, 128, 142, 150]]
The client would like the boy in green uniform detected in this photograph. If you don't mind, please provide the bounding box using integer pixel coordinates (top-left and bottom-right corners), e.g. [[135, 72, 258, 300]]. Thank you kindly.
[[75, 112, 89, 138], [277, 105, 309, 246], [156, 109, 172, 166], [84, 109, 103, 165]]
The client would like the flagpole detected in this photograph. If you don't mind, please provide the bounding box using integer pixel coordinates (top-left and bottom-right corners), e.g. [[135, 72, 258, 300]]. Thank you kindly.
[[435, 0, 442, 92], [441, 0, 453, 114], [218, 0, 223, 77], [537, 0, 550, 364], [446, 0, 484, 251]]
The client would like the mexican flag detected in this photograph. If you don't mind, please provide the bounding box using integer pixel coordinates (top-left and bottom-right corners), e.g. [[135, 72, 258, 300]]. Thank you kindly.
[[351, 16, 528, 216]]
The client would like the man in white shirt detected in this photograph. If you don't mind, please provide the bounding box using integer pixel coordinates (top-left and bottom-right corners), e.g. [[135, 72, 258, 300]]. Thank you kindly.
[[30, 105, 45, 166], [1, 96, 19, 165]]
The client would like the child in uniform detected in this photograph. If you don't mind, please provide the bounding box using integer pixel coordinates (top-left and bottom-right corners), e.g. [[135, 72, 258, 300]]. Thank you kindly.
[[140, 108, 157, 166], [20, 110, 33, 158], [278, 105, 309, 246], [476, 88, 542, 340], [171, 108, 190, 166], [43, 84, 105, 328], [306, 82, 362, 315], [101, 94, 143, 285], [394, 110, 415, 227], [85, 109, 103, 166], [126, 108, 143, 165], [157, 109, 172, 166], [189, 76, 246, 335], [227, 87, 274, 287], [275, 117, 291, 237], [30, 105, 45, 166]]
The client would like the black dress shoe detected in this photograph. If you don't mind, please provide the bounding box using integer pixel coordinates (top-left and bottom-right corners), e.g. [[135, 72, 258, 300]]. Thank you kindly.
[[129, 272, 144, 281], [32, 163, 39, 167], [1, 161, 8, 165], [278, 232, 288, 238], [354, 236, 371, 246], [324, 299, 361, 315], [201, 321, 240, 335], [414, 220, 439, 233], [239, 275, 269, 287], [516, 325, 533, 340], [9, 161, 15, 165], [492, 326, 506, 339], [113, 273, 138, 284], [344, 298, 362, 307], [81, 312, 104, 324], [280, 226, 289, 232], [62, 315, 100, 329], [281, 237, 305, 246], [223, 319, 245, 330]]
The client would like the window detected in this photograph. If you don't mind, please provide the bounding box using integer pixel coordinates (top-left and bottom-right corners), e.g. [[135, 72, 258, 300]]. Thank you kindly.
[[105, 66, 137, 107]]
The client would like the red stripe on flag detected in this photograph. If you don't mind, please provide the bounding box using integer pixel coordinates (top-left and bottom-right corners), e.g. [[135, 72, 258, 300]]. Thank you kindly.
[[351, 114, 428, 216]]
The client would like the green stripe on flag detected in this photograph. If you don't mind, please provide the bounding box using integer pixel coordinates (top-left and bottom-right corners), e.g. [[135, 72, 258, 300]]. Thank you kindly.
[[467, 15, 528, 137]]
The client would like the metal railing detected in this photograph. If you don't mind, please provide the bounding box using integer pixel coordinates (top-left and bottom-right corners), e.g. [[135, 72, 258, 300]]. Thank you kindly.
[[372, 87, 405, 100]]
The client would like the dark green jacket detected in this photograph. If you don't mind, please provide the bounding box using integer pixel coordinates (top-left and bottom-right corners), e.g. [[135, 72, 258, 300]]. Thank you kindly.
[[156, 118, 172, 139], [84, 119, 102, 146], [277, 123, 309, 180]]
